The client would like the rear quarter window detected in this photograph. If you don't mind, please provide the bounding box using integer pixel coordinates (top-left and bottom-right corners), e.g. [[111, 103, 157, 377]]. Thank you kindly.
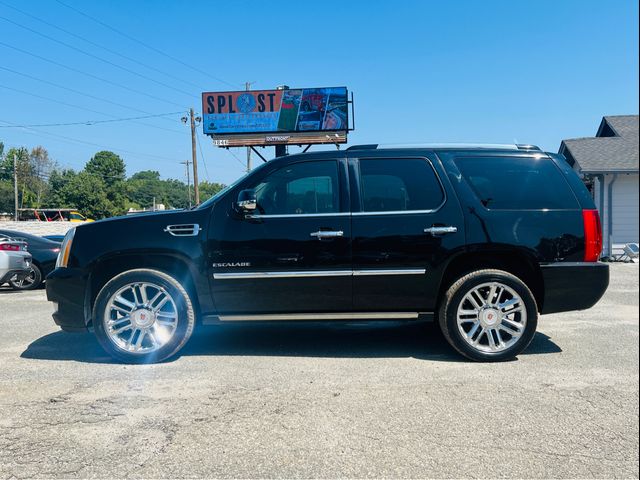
[[454, 156, 580, 210]]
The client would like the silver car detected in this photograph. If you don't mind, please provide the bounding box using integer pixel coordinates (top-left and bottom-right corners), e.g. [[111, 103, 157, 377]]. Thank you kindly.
[[0, 235, 32, 287]]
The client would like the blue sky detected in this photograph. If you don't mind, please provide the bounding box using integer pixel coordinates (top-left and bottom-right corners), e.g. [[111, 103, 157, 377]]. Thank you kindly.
[[1, 0, 638, 185]]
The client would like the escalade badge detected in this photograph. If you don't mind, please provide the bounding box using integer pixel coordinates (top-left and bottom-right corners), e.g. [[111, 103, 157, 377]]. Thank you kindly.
[[213, 262, 251, 268]]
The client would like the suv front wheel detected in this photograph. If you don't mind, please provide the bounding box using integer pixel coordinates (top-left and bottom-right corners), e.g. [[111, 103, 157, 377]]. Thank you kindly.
[[93, 269, 195, 363], [439, 269, 538, 362]]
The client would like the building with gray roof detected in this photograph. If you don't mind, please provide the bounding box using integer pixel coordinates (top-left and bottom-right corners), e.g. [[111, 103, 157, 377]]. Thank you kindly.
[[559, 115, 638, 258]]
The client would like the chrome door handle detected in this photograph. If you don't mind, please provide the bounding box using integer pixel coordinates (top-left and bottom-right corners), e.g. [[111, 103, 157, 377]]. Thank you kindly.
[[310, 230, 344, 239], [424, 226, 458, 236]]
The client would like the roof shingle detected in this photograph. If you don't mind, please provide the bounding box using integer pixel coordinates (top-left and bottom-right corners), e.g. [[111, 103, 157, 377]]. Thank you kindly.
[[559, 115, 639, 173]]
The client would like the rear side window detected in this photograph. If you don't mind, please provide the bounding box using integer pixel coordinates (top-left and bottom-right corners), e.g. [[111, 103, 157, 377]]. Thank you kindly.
[[359, 158, 444, 212], [454, 156, 579, 210]]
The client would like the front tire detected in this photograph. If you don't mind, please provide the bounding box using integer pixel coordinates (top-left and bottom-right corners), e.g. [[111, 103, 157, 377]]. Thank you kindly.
[[93, 269, 195, 363], [438, 269, 538, 362]]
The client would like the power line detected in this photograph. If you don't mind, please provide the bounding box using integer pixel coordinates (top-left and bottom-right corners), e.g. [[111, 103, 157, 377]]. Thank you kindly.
[[195, 131, 210, 182], [0, 66, 182, 130], [0, 40, 186, 109], [0, 83, 184, 135], [0, 111, 182, 128], [0, 15, 197, 99], [54, 0, 240, 89], [0, 118, 179, 163], [0, 0, 205, 92]]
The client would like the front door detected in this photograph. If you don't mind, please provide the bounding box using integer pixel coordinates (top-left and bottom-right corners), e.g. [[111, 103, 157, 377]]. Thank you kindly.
[[349, 153, 465, 312], [209, 158, 352, 316]]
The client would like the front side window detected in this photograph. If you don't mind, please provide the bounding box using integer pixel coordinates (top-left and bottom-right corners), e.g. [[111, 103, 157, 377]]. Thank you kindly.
[[359, 158, 444, 212], [251, 161, 339, 215]]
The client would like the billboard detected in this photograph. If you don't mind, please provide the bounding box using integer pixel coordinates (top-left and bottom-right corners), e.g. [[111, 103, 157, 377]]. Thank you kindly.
[[202, 87, 349, 136]]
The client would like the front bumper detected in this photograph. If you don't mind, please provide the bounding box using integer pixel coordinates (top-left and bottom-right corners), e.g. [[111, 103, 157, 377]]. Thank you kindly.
[[46, 267, 89, 332], [540, 262, 609, 314]]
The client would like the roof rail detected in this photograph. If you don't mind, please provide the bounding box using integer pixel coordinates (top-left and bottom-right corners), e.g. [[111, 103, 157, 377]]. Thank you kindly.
[[516, 144, 541, 151], [346, 143, 541, 151]]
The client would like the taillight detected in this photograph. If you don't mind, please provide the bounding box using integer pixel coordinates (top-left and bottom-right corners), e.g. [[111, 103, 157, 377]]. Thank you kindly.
[[583, 209, 603, 262], [0, 243, 20, 251]]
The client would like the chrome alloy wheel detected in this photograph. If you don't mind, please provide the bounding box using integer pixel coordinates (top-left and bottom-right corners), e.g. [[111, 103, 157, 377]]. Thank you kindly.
[[103, 282, 178, 354], [456, 282, 527, 354]]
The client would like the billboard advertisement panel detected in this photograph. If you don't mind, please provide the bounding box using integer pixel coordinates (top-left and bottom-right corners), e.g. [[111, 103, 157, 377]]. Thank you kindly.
[[202, 87, 348, 135]]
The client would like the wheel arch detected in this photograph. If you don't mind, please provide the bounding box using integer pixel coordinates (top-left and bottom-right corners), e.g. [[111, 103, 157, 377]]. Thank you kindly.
[[86, 251, 201, 327], [436, 247, 544, 312]]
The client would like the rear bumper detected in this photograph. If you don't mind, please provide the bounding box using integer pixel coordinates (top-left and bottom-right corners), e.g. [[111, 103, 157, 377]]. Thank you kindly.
[[540, 262, 609, 314], [46, 267, 89, 332]]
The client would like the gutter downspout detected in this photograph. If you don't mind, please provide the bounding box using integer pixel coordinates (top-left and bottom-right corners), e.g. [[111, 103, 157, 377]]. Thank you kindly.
[[607, 174, 618, 257]]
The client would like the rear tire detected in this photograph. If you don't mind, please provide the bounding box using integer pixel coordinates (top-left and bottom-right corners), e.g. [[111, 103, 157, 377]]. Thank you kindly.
[[93, 269, 195, 364], [438, 269, 538, 362], [10, 264, 42, 290]]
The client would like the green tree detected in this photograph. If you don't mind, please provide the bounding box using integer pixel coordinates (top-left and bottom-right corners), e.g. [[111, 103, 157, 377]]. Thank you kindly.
[[44, 169, 77, 208], [199, 181, 225, 202], [59, 171, 113, 219], [84, 151, 126, 187], [0, 180, 13, 214]]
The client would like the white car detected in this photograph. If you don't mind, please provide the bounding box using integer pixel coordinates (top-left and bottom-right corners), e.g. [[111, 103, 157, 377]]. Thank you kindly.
[[0, 235, 32, 287]]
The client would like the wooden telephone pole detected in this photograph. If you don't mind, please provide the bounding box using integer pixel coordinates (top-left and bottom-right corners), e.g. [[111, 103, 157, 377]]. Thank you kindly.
[[189, 108, 200, 205], [13, 151, 18, 221]]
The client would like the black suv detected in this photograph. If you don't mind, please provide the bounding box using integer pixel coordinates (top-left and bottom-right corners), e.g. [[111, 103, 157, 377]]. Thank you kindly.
[[47, 144, 609, 363]]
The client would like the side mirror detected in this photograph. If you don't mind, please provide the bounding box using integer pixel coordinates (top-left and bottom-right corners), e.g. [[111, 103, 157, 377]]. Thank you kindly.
[[236, 189, 257, 212]]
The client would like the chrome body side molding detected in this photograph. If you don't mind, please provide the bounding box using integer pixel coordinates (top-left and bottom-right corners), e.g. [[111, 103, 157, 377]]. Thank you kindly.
[[213, 270, 352, 280], [213, 269, 426, 280]]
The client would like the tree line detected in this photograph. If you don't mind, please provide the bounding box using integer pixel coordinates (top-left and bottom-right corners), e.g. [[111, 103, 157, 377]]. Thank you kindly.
[[0, 142, 225, 219]]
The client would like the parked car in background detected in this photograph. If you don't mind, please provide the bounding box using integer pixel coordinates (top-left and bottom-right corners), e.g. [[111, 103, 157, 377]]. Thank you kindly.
[[0, 235, 31, 288], [0, 230, 60, 290], [43, 235, 64, 243]]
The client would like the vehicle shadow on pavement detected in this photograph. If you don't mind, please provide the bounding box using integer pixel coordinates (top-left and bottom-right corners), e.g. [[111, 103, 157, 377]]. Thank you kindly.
[[21, 322, 562, 364]]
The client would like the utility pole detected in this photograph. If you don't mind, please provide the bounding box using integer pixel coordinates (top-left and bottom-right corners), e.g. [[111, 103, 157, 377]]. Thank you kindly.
[[182, 109, 202, 205], [190, 108, 200, 206], [13, 151, 18, 221], [245, 81, 255, 173], [180, 160, 192, 208]]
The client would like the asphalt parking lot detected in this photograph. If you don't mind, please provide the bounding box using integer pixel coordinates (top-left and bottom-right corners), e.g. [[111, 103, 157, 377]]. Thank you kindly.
[[0, 265, 638, 479]]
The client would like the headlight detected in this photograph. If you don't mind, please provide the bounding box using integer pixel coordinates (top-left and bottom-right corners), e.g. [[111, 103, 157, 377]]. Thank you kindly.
[[56, 228, 76, 268]]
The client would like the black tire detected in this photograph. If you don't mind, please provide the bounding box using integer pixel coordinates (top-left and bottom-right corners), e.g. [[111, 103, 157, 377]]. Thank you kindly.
[[438, 269, 538, 362], [93, 269, 195, 364], [10, 263, 42, 290]]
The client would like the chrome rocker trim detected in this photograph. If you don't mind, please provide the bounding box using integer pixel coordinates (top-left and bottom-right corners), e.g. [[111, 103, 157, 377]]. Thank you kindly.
[[217, 312, 421, 321]]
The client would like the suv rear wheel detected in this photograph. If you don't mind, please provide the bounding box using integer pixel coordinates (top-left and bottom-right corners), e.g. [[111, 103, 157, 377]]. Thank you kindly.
[[439, 269, 537, 362], [93, 269, 195, 363]]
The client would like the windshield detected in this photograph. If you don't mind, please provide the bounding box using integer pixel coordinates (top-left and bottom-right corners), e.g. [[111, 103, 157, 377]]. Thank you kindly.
[[196, 161, 270, 210]]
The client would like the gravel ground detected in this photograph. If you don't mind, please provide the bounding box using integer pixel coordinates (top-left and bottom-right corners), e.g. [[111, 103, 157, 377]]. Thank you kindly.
[[0, 264, 638, 479]]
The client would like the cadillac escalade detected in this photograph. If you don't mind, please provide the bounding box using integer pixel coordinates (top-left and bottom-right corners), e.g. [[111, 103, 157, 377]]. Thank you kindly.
[[46, 144, 609, 363]]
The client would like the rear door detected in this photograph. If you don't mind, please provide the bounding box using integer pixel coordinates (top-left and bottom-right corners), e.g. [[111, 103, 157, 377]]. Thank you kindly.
[[348, 151, 465, 312]]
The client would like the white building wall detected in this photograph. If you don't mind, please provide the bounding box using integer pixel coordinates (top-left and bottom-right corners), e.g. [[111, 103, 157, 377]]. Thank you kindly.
[[593, 173, 639, 256]]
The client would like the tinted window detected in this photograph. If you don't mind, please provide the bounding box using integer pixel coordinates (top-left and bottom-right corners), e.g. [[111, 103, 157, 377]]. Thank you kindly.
[[359, 158, 444, 212], [252, 161, 339, 215], [454, 156, 579, 210]]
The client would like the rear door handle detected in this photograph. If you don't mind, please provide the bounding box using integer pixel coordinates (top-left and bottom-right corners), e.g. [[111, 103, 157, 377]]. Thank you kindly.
[[310, 230, 344, 239], [424, 226, 458, 236]]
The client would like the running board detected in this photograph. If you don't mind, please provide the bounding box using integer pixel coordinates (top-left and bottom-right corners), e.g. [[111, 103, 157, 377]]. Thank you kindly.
[[203, 312, 423, 323]]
